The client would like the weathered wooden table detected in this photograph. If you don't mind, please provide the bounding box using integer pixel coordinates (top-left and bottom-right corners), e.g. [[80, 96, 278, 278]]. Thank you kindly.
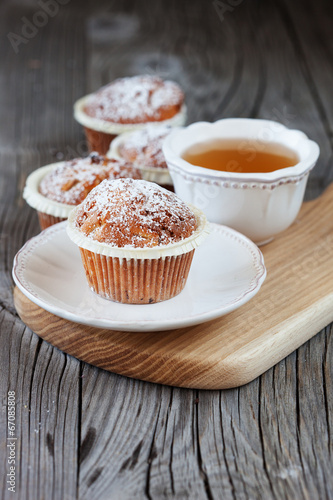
[[1, 0, 332, 498]]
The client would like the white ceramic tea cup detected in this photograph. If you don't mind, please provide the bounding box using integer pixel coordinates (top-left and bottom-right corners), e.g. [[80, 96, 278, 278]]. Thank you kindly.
[[162, 118, 320, 244]]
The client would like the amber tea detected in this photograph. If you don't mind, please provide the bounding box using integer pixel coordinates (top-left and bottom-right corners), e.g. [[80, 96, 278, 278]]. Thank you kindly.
[[182, 139, 299, 174]]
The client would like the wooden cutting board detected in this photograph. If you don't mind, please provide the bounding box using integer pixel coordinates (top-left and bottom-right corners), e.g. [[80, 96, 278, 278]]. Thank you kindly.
[[14, 184, 333, 389]]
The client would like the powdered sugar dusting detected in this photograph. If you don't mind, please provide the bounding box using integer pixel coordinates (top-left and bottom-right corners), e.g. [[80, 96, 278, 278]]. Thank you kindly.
[[84, 75, 184, 124], [119, 125, 172, 169], [39, 153, 141, 205], [75, 178, 197, 248]]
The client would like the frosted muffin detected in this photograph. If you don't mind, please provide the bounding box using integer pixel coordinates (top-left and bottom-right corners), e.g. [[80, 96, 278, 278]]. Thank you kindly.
[[74, 75, 186, 155], [108, 125, 174, 189], [23, 153, 141, 230], [66, 178, 209, 304]]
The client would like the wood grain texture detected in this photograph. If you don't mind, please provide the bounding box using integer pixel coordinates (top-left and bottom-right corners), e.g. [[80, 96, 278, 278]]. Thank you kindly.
[[1, 0, 333, 498], [13, 183, 333, 390]]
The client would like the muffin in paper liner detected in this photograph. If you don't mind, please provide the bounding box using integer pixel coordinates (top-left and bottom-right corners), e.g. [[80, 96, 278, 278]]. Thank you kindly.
[[66, 203, 209, 304], [74, 96, 187, 156], [23, 157, 141, 231], [107, 128, 175, 188], [73, 76, 187, 156], [23, 163, 74, 230]]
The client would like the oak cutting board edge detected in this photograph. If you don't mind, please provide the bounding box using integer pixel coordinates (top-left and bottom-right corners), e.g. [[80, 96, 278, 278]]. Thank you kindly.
[[219, 293, 333, 387], [13, 287, 333, 390]]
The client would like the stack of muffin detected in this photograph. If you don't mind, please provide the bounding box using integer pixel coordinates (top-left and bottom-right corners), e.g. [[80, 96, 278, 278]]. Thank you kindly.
[[23, 74, 209, 304]]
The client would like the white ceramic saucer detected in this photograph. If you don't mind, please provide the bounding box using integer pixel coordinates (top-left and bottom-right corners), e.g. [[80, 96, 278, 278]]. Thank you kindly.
[[12, 222, 266, 332]]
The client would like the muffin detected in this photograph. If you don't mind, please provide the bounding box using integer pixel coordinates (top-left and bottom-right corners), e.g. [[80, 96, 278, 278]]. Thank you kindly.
[[23, 153, 141, 230], [74, 75, 186, 155], [66, 178, 209, 304], [108, 124, 175, 189]]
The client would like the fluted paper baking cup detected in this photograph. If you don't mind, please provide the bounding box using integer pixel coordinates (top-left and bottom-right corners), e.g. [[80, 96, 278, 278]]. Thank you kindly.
[[66, 204, 210, 260], [23, 163, 75, 219], [79, 248, 195, 303], [73, 94, 187, 135], [107, 131, 173, 185]]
